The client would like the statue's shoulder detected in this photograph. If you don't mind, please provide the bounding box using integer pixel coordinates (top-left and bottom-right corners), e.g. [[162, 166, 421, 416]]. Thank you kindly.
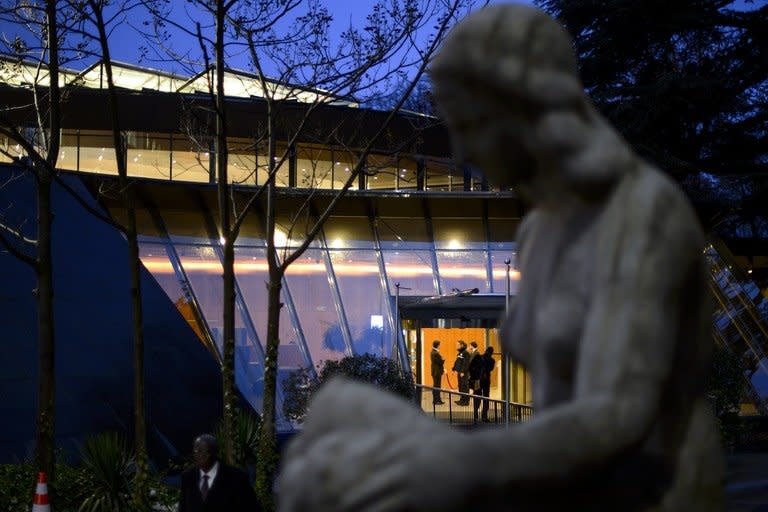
[[516, 208, 543, 250], [608, 162, 704, 250]]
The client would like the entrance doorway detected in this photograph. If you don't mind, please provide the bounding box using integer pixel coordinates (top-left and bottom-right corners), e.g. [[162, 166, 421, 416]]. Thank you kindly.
[[398, 295, 532, 405]]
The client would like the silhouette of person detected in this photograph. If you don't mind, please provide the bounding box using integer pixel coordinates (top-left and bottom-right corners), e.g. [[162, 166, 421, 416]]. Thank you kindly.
[[473, 346, 495, 422], [452, 340, 470, 404], [179, 434, 260, 512], [430, 340, 445, 404]]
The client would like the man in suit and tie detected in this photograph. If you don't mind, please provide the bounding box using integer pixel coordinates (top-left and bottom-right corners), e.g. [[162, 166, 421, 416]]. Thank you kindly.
[[179, 434, 260, 512], [430, 340, 445, 405]]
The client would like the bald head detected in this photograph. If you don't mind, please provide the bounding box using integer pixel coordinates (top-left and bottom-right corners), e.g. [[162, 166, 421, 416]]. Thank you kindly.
[[193, 434, 218, 471]]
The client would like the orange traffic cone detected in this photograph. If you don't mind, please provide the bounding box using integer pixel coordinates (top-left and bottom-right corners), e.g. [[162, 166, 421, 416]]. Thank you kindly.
[[31, 472, 50, 512]]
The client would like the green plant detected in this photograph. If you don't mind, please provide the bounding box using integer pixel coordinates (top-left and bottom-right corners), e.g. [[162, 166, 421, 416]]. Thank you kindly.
[[708, 344, 747, 448], [283, 353, 415, 423], [76, 432, 135, 512], [0, 461, 83, 512], [0, 462, 34, 512], [215, 408, 262, 469]]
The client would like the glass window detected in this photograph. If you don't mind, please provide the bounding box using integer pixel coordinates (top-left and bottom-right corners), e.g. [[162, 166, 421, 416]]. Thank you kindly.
[[284, 249, 347, 364], [59, 129, 78, 171], [397, 156, 418, 191], [139, 242, 208, 342], [425, 157, 457, 191], [295, 145, 335, 190], [175, 244, 224, 351], [228, 137, 257, 185], [329, 249, 393, 357], [265, 144, 292, 188], [382, 249, 437, 297], [366, 153, 398, 190], [436, 250, 489, 293], [79, 130, 118, 175], [490, 250, 519, 295], [126, 131, 172, 180], [171, 134, 210, 183], [234, 247, 307, 370]]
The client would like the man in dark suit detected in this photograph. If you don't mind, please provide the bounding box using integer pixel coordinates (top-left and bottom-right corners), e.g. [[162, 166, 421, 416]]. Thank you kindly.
[[430, 340, 445, 405], [179, 434, 261, 512]]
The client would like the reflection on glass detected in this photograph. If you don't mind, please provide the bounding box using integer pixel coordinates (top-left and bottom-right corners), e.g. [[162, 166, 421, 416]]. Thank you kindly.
[[127, 131, 171, 179], [296, 145, 336, 189], [171, 135, 210, 183], [284, 249, 346, 364], [59, 129, 78, 171], [425, 157, 457, 191], [229, 137, 256, 185], [234, 247, 305, 368], [175, 244, 224, 350], [79, 130, 118, 175], [329, 249, 392, 356], [396, 156, 418, 190], [366, 153, 398, 190], [382, 249, 437, 296], [436, 250, 489, 293]]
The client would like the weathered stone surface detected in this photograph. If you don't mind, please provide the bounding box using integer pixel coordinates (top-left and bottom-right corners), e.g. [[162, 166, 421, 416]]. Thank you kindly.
[[279, 4, 724, 511]]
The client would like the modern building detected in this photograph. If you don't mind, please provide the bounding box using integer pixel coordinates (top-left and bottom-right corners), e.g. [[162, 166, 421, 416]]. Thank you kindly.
[[1, 58, 767, 461], [0, 58, 532, 459]]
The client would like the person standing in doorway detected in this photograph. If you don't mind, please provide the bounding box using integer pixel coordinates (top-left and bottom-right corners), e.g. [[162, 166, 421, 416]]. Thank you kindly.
[[452, 340, 470, 405], [467, 341, 483, 418], [473, 346, 496, 422], [430, 340, 445, 405]]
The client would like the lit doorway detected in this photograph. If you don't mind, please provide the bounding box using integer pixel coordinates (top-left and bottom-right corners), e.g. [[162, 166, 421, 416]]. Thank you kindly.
[[399, 295, 532, 405]]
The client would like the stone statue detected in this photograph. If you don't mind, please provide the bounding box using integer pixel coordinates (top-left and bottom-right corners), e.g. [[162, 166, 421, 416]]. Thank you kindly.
[[278, 4, 724, 511]]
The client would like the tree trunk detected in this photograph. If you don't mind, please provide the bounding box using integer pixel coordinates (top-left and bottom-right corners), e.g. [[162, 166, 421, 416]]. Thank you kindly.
[[214, 0, 236, 465], [34, 168, 55, 482], [90, 3, 149, 507], [34, 0, 60, 485], [256, 258, 282, 512]]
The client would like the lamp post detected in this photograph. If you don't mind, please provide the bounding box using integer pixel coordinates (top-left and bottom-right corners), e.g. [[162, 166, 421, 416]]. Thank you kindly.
[[504, 258, 511, 427]]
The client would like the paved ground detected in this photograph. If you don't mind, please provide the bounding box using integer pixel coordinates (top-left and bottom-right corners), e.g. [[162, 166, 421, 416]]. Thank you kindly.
[[727, 453, 768, 511]]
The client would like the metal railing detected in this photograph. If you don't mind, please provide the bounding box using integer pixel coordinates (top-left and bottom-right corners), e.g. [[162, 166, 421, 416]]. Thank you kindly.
[[415, 384, 533, 426]]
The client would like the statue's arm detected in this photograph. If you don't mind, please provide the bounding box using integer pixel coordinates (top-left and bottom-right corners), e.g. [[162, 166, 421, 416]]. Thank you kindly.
[[486, 176, 702, 485]]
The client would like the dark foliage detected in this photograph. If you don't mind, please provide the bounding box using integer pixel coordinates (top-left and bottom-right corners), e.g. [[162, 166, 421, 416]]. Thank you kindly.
[[708, 344, 748, 447], [536, 0, 768, 179], [283, 353, 415, 423]]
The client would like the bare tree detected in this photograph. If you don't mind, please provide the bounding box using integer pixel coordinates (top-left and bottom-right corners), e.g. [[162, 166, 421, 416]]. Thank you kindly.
[[56, 0, 152, 507], [0, 0, 63, 484], [139, 1, 481, 508]]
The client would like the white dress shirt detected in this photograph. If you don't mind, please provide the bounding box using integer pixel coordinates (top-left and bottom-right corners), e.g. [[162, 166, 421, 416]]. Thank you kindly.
[[199, 461, 219, 491]]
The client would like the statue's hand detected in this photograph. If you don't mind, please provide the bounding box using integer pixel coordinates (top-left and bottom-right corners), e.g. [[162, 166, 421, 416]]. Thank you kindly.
[[278, 379, 468, 512]]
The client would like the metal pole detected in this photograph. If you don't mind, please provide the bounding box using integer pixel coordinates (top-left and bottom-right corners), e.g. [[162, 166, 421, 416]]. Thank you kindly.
[[394, 282, 401, 365], [504, 258, 511, 427]]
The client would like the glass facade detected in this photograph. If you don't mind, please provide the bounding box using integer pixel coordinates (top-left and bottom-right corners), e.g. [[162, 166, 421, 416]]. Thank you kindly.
[[22, 126, 503, 193], [135, 196, 520, 428]]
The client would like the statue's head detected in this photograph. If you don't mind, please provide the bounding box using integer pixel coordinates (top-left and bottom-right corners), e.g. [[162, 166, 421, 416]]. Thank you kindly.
[[431, 4, 624, 197]]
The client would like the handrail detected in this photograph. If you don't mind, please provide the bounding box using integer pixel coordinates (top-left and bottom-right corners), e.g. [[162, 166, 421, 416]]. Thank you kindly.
[[414, 384, 533, 427]]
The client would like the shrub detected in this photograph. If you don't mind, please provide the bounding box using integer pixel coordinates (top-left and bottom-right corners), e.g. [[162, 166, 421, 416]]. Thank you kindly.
[[77, 432, 135, 512], [215, 408, 262, 469], [283, 353, 414, 423]]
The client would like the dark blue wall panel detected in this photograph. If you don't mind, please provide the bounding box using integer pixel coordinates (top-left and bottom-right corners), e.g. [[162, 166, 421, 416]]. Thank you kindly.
[[0, 164, 222, 463]]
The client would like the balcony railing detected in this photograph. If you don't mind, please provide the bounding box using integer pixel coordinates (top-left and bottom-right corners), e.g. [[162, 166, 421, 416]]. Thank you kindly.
[[415, 384, 533, 427]]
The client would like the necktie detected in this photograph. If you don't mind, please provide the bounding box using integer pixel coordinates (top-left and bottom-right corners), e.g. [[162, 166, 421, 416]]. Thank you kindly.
[[201, 474, 209, 500]]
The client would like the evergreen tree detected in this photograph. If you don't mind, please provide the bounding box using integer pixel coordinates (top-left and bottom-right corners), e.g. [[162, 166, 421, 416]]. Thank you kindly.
[[536, 0, 768, 179]]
